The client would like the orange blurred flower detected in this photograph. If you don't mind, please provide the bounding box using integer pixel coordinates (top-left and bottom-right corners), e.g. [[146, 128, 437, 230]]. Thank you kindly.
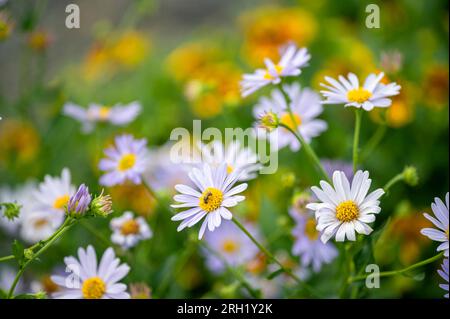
[[0, 119, 40, 164], [109, 183, 156, 218]]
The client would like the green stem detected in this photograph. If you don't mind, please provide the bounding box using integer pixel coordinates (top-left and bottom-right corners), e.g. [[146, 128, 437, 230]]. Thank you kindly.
[[232, 217, 318, 297], [349, 252, 444, 283], [339, 243, 356, 298], [383, 173, 404, 193], [361, 124, 387, 161], [278, 85, 331, 184], [352, 109, 363, 173], [0, 255, 15, 263], [80, 220, 111, 248], [7, 217, 76, 299]]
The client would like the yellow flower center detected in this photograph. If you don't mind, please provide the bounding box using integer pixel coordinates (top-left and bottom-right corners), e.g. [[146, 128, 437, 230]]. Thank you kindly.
[[335, 200, 360, 222], [34, 218, 49, 229], [263, 64, 283, 80], [98, 106, 111, 120], [227, 164, 234, 174], [117, 153, 136, 171], [347, 88, 372, 103], [305, 218, 319, 240], [199, 187, 223, 212], [121, 219, 140, 235], [280, 113, 302, 131], [82, 277, 106, 299], [222, 239, 238, 253], [53, 194, 70, 209]]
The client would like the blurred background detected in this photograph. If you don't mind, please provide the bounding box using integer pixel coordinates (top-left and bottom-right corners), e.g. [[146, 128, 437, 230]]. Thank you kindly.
[[0, 0, 449, 298]]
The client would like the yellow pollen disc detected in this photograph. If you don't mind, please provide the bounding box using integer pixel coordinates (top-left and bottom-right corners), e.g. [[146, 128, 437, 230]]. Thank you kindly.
[[117, 153, 136, 171], [121, 219, 140, 235], [199, 187, 223, 213], [305, 218, 319, 240], [34, 218, 49, 229], [82, 277, 106, 299], [222, 239, 238, 253], [347, 88, 372, 103], [53, 194, 70, 209], [280, 113, 302, 131], [227, 164, 234, 174], [335, 200, 360, 222], [263, 64, 283, 80], [98, 106, 111, 120]]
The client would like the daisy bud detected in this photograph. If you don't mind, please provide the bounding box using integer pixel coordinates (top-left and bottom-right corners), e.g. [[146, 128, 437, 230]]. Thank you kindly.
[[24, 248, 34, 260], [402, 166, 419, 186], [67, 184, 92, 217], [0, 202, 21, 220], [259, 111, 279, 131], [90, 191, 113, 217]]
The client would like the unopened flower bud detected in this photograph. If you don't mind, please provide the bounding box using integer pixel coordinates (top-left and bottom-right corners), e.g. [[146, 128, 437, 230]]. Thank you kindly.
[[402, 166, 419, 186], [90, 191, 113, 217], [67, 184, 92, 217], [259, 111, 279, 131], [1, 202, 21, 221]]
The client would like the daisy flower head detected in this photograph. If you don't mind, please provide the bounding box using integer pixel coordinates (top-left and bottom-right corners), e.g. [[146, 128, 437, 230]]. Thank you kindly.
[[203, 220, 259, 273], [420, 192, 449, 257], [320, 72, 401, 111], [253, 83, 327, 151], [240, 44, 310, 97], [290, 209, 338, 272], [197, 140, 261, 181], [110, 211, 152, 249], [99, 134, 149, 187], [306, 170, 384, 243], [51, 245, 130, 299], [438, 258, 449, 298], [171, 163, 247, 239], [20, 210, 63, 243], [63, 101, 141, 133], [33, 167, 75, 222]]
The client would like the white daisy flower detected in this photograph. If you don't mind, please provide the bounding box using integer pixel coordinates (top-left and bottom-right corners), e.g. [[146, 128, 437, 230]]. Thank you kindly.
[[197, 140, 261, 181], [63, 101, 141, 133], [110, 211, 152, 249], [240, 44, 311, 97], [320, 72, 401, 111], [51, 245, 130, 299], [20, 210, 63, 243], [306, 170, 385, 243], [171, 164, 248, 239], [253, 83, 327, 151], [438, 258, 449, 298], [420, 192, 449, 257]]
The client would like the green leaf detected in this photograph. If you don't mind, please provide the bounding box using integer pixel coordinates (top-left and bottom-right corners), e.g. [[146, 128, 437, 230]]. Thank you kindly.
[[267, 268, 284, 280], [12, 240, 25, 267]]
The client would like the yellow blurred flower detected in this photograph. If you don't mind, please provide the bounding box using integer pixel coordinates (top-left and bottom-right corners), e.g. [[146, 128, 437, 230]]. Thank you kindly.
[[109, 183, 156, 218], [82, 30, 150, 81], [27, 30, 52, 52], [130, 283, 152, 299], [0, 11, 14, 41], [239, 6, 317, 66], [422, 65, 449, 110], [0, 119, 40, 164], [370, 81, 417, 128]]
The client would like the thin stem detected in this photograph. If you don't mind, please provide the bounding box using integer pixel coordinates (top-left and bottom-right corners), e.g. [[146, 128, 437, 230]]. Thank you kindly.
[[339, 243, 356, 298], [361, 124, 387, 161], [232, 217, 318, 297], [80, 220, 111, 248], [383, 173, 404, 193], [7, 217, 76, 298], [352, 109, 363, 173], [277, 85, 331, 184], [349, 252, 444, 283], [0, 255, 14, 263]]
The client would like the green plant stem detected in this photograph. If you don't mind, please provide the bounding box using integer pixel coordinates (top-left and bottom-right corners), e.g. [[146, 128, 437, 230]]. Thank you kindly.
[[232, 217, 318, 298], [383, 173, 404, 193], [80, 219, 111, 248], [7, 217, 76, 299], [348, 252, 444, 283], [352, 109, 363, 173], [277, 85, 331, 184], [361, 124, 387, 161], [0, 255, 15, 262]]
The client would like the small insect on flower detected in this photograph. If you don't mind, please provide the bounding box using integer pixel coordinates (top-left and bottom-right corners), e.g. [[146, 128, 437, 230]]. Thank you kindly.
[[290, 207, 338, 272], [171, 164, 247, 239], [110, 211, 152, 249], [253, 83, 327, 152], [203, 220, 259, 273], [240, 44, 311, 97], [99, 134, 149, 187], [51, 245, 130, 299], [66, 184, 92, 217], [197, 140, 261, 181], [420, 192, 449, 257], [306, 170, 384, 243], [320, 72, 401, 111], [63, 101, 141, 133], [438, 258, 449, 298]]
